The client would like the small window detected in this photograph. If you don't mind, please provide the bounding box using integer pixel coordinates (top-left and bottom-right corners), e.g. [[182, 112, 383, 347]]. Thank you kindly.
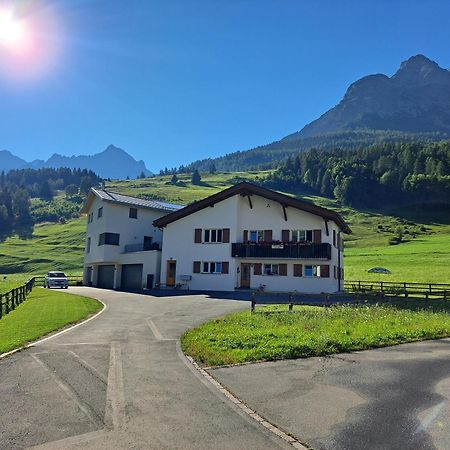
[[86, 237, 91, 253], [203, 229, 223, 243], [305, 265, 320, 277], [249, 230, 264, 242], [98, 232, 120, 246], [264, 264, 279, 276], [201, 262, 223, 274], [88, 213, 93, 224], [129, 208, 138, 219], [292, 230, 312, 242], [97, 207, 103, 219]]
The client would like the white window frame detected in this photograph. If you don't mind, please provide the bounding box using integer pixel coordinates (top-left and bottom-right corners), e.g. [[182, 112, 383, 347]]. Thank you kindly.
[[304, 265, 321, 277], [201, 262, 223, 274], [263, 264, 279, 276], [249, 230, 265, 242], [204, 229, 223, 243], [291, 229, 313, 242]]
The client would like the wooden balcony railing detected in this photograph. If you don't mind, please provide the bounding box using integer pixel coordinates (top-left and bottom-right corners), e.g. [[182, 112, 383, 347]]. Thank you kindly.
[[231, 242, 331, 259]]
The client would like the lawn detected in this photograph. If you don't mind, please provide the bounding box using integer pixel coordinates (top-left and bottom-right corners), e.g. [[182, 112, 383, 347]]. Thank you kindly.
[[182, 302, 450, 367], [0, 288, 102, 354]]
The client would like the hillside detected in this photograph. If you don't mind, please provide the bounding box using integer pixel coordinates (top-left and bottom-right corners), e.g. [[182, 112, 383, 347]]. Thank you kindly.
[[0, 145, 151, 179], [0, 172, 449, 284]]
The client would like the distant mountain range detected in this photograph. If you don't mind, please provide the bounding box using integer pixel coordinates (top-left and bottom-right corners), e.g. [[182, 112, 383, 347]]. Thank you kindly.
[[0, 145, 152, 179], [185, 54, 450, 172]]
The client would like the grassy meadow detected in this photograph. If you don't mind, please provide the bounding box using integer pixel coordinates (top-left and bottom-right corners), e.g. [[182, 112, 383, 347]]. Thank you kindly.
[[0, 171, 449, 284], [0, 288, 102, 354], [182, 302, 450, 367]]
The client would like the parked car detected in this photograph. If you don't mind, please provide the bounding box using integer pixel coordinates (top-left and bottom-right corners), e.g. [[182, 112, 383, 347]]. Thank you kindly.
[[44, 271, 69, 289]]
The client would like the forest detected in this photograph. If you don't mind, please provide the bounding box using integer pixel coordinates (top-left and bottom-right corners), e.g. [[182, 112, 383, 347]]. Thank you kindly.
[[264, 141, 450, 210], [0, 168, 101, 233]]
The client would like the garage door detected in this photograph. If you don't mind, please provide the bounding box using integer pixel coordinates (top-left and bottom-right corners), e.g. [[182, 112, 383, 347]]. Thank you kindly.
[[97, 265, 115, 289], [121, 264, 143, 291]]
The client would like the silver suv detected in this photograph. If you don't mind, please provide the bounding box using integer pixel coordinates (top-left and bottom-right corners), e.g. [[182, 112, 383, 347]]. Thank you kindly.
[[44, 271, 69, 289]]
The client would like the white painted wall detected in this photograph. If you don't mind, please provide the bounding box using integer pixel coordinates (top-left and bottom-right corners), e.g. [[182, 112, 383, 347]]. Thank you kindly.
[[160, 194, 346, 293], [83, 195, 168, 287]]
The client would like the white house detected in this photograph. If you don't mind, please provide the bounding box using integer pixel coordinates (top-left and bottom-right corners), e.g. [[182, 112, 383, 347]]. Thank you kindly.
[[81, 188, 182, 290], [153, 182, 351, 293]]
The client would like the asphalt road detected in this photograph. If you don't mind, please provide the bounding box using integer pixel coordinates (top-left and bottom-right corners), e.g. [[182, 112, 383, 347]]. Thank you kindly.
[[1, 288, 449, 450], [0, 287, 291, 450], [211, 339, 450, 450]]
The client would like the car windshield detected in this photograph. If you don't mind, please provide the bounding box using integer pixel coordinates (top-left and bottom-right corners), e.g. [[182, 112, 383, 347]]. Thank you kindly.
[[48, 272, 66, 278]]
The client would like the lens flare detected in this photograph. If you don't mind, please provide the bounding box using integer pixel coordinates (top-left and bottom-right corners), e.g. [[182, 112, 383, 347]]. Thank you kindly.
[[0, 9, 28, 52]]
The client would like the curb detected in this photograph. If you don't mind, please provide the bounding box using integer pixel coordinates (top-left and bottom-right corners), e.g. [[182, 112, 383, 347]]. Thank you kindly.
[[0, 294, 107, 360], [184, 353, 310, 450]]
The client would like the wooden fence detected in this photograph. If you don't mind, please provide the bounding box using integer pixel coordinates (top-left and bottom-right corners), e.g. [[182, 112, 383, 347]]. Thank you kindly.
[[0, 278, 35, 320], [344, 280, 450, 300]]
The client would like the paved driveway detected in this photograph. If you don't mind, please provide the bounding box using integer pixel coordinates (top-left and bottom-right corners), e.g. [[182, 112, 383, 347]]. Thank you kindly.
[[0, 288, 291, 450], [211, 339, 450, 450]]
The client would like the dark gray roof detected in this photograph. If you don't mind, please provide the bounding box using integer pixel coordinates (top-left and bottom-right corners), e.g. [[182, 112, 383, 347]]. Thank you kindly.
[[90, 188, 183, 212]]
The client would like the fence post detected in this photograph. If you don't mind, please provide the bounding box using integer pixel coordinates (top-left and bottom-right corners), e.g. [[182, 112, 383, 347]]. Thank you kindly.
[[0, 294, 2, 319]]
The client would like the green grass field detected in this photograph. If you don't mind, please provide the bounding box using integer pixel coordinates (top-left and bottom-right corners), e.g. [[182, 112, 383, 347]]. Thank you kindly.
[[0, 171, 449, 284], [0, 287, 102, 354], [182, 302, 450, 367]]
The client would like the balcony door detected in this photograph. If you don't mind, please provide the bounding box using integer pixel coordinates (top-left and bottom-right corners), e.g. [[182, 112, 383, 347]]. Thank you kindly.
[[240, 263, 251, 288], [166, 260, 176, 286]]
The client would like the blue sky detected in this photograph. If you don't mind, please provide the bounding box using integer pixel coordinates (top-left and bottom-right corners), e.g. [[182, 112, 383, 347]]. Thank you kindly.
[[1, 0, 450, 172]]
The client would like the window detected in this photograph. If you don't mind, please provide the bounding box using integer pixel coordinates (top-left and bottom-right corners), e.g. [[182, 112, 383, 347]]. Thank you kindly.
[[86, 237, 91, 253], [97, 207, 103, 219], [249, 230, 265, 242], [129, 208, 138, 219], [305, 265, 320, 277], [264, 264, 279, 276], [291, 230, 313, 242], [98, 232, 120, 246], [87, 212, 93, 224], [204, 228, 223, 243], [202, 262, 223, 274]]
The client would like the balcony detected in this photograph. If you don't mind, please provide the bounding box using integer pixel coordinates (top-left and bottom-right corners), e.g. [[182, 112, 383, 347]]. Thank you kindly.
[[231, 242, 331, 259], [123, 242, 160, 253]]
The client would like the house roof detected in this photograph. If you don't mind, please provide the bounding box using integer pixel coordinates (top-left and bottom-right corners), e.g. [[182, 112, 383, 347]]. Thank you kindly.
[[152, 182, 352, 233], [80, 188, 184, 214]]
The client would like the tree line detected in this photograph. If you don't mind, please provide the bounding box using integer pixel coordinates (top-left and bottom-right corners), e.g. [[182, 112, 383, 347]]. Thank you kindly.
[[264, 141, 450, 209], [0, 168, 101, 233]]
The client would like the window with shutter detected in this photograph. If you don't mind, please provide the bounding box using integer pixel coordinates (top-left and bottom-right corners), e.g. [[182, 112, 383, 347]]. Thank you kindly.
[[253, 263, 262, 275], [193, 261, 201, 273], [194, 229, 202, 243], [313, 229, 322, 243], [279, 264, 287, 276], [222, 261, 229, 274], [320, 265, 330, 278], [282, 230, 290, 242], [293, 264, 302, 277], [243, 230, 248, 242], [223, 228, 230, 243], [264, 230, 272, 242]]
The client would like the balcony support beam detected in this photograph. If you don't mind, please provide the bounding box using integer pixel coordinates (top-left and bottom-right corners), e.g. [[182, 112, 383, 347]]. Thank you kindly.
[[324, 219, 329, 236], [282, 205, 288, 222]]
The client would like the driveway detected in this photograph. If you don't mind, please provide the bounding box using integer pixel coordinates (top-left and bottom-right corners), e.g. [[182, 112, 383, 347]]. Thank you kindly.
[[211, 339, 450, 450], [0, 287, 291, 450]]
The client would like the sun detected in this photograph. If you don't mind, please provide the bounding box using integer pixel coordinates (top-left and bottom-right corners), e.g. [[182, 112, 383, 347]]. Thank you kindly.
[[0, 9, 28, 52]]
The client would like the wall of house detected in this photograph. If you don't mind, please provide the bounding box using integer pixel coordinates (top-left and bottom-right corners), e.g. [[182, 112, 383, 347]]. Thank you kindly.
[[159, 194, 345, 293], [83, 196, 167, 287]]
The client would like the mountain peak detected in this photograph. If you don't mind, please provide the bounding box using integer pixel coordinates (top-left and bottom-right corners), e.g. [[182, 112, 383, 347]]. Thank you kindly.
[[393, 54, 449, 84]]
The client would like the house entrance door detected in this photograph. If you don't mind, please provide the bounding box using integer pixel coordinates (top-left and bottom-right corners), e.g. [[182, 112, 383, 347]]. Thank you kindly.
[[240, 263, 251, 288], [166, 260, 176, 286]]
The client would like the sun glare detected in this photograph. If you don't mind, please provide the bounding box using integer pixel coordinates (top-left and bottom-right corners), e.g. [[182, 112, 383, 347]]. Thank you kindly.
[[0, 10, 28, 52]]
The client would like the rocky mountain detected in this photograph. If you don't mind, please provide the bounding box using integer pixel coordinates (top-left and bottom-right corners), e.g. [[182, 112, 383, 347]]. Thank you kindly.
[[183, 54, 450, 172], [0, 145, 152, 179], [286, 54, 450, 140]]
